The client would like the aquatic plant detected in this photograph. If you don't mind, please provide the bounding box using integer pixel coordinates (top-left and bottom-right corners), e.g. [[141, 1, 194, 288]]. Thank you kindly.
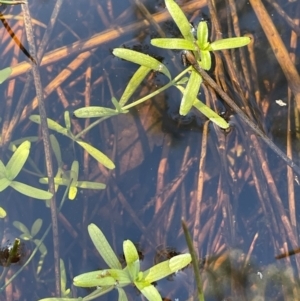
[[39, 223, 191, 301], [74, 0, 250, 129]]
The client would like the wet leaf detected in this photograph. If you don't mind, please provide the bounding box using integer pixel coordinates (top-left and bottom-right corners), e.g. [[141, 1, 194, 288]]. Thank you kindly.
[[73, 269, 130, 287], [193, 99, 229, 129], [10, 181, 52, 200], [143, 260, 172, 283], [151, 38, 196, 50], [30, 115, 69, 136], [209, 37, 250, 51], [64, 111, 71, 132], [0, 207, 7, 218], [6, 140, 30, 180], [0, 178, 10, 192], [197, 21, 209, 50], [31, 218, 43, 237], [117, 287, 128, 301], [165, 0, 194, 42], [199, 50, 211, 70], [13, 221, 31, 238], [76, 181, 106, 190], [74, 106, 118, 118], [139, 284, 162, 301], [123, 240, 140, 280], [50, 135, 62, 167], [180, 70, 202, 115], [0, 67, 11, 84], [119, 66, 151, 107], [169, 253, 191, 271], [88, 223, 122, 269], [76, 141, 115, 169], [113, 48, 171, 79], [0, 161, 6, 176]]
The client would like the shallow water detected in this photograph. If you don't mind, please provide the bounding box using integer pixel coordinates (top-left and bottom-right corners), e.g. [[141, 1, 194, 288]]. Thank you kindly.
[[0, 0, 300, 300]]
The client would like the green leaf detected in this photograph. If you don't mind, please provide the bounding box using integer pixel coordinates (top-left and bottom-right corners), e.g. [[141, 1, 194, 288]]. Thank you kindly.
[[10, 181, 52, 200], [179, 70, 202, 115], [0, 67, 12, 84], [73, 106, 118, 118], [209, 37, 250, 51], [64, 111, 71, 132], [75, 141, 115, 169], [199, 50, 211, 70], [50, 135, 63, 167], [31, 218, 43, 237], [60, 259, 70, 297], [193, 99, 229, 129], [151, 38, 196, 50], [142, 260, 172, 283], [111, 97, 123, 113], [169, 253, 191, 271], [76, 181, 106, 190], [165, 0, 194, 42], [113, 48, 171, 80], [197, 21, 209, 50], [0, 207, 7, 218], [119, 66, 151, 107], [69, 186, 77, 200], [117, 287, 128, 301], [6, 140, 30, 180], [139, 284, 162, 301], [30, 115, 69, 136], [37, 298, 82, 301], [13, 221, 31, 238], [88, 223, 122, 269], [123, 240, 140, 281], [73, 269, 130, 287], [0, 178, 11, 192]]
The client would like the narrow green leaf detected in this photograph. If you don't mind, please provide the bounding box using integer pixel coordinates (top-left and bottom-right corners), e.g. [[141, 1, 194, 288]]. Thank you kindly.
[[0, 178, 10, 192], [50, 135, 62, 167], [77, 181, 106, 190], [6, 140, 30, 180], [193, 99, 229, 129], [13, 221, 31, 237], [68, 186, 77, 200], [199, 50, 211, 70], [64, 111, 71, 131], [117, 287, 128, 301], [31, 218, 43, 237], [180, 70, 202, 115], [165, 0, 194, 42], [197, 21, 209, 50], [73, 106, 118, 118], [123, 240, 140, 281], [70, 161, 79, 183], [0, 67, 12, 84], [10, 181, 52, 200], [73, 269, 130, 287], [169, 254, 191, 272], [60, 259, 68, 295], [140, 284, 162, 301], [39, 177, 69, 186], [0, 207, 7, 218], [151, 38, 196, 50], [88, 223, 122, 269], [209, 36, 250, 51], [143, 260, 172, 283], [119, 66, 151, 107], [113, 48, 171, 80], [111, 97, 123, 112], [76, 141, 115, 169], [30, 115, 69, 136]]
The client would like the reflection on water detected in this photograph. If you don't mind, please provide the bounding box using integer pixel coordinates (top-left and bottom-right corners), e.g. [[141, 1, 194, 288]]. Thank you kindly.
[[0, 0, 300, 300]]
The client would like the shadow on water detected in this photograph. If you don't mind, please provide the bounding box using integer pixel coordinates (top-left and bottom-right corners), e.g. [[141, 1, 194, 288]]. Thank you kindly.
[[0, 0, 300, 300]]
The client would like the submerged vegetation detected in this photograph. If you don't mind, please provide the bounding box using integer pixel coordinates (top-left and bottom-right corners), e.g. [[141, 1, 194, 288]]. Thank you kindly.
[[0, 0, 300, 300]]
